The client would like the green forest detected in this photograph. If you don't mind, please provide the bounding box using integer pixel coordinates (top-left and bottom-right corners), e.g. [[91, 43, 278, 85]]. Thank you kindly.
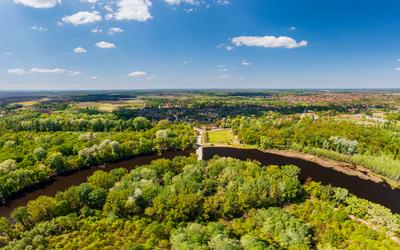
[[1, 156, 399, 249], [0, 113, 196, 204]]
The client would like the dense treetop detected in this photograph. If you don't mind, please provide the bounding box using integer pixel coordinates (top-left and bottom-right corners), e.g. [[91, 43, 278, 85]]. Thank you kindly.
[[0, 156, 399, 249], [0, 117, 196, 204]]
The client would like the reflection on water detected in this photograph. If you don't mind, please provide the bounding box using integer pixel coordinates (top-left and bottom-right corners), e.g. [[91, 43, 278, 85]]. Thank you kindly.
[[0, 150, 191, 218], [203, 147, 400, 213], [2, 146, 399, 218]]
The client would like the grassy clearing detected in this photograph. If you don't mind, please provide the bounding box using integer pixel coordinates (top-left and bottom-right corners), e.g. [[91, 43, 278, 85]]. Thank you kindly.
[[74, 101, 141, 112], [204, 129, 257, 149], [15, 101, 40, 106], [207, 129, 236, 144]]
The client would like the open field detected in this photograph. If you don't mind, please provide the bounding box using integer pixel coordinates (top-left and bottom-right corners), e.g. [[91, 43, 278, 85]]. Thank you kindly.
[[73, 100, 144, 112], [204, 129, 258, 149], [206, 129, 237, 145]]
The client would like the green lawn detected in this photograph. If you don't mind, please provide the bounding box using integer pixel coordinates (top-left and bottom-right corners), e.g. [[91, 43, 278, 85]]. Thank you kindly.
[[207, 129, 237, 145]]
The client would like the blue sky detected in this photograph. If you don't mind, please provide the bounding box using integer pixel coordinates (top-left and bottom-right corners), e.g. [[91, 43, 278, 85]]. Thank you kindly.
[[1, 0, 400, 90]]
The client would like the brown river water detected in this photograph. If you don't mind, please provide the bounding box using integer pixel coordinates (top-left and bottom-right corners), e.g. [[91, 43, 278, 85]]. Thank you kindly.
[[1, 147, 399, 218]]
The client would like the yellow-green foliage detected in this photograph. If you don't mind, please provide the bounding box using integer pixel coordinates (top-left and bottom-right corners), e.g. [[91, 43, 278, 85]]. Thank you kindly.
[[207, 129, 236, 145]]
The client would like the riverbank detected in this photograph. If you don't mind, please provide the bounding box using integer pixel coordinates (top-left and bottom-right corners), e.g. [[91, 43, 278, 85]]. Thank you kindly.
[[0, 150, 191, 218], [202, 146, 400, 213], [264, 149, 395, 187], [202, 144, 399, 189], [200, 128, 400, 189]]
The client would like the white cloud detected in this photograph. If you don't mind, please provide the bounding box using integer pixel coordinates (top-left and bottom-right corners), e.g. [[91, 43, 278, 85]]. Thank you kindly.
[[113, 0, 152, 21], [91, 76, 99, 79], [105, 13, 114, 20], [242, 59, 251, 66], [62, 11, 102, 25], [81, 0, 98, 3], [67, 71, 81, 76], [218, 74, 231, 80], [165, 0, 196, 5], [31, 26, 47, 32], [74, 47, 87, 53], [8, 67, 80, 76], [7, 68, 29, 75], [31, 67, 66, 74], [289, 26, 296, 31], [95, 41, 116, 49], [14, 0, 60, 8], [108, 27, 124, 35], [128, 71, 147, 78], [34, 68, 79, 75], [185, 8, 194, 13], [91, 27, 102, 33], [395, 68, 400, 71], [3, 52, 12, 56], [217, 43, 234, 51], [217, 0, 230, 5], [104, 5, 113, 12], [232, 36, 308, 49]]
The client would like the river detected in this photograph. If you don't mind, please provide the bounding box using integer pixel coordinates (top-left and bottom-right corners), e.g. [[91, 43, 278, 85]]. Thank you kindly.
[[203, 147, 400, 213], [1, 146, 399, 218], [0, 150, 191, 218]]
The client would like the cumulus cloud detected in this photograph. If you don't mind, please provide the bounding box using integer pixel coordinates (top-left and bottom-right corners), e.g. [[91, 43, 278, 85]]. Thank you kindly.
[[74, 47, 87, 53], [8, 67, 80, 76], [128, 71, 147, 78], [108, 27, 124, 35], [113, 0, 152, 21], [14, 0, 60, 8], [95, 41, 116, 49], [62, 11, 102, 25], [232, 36, 308, 49]]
